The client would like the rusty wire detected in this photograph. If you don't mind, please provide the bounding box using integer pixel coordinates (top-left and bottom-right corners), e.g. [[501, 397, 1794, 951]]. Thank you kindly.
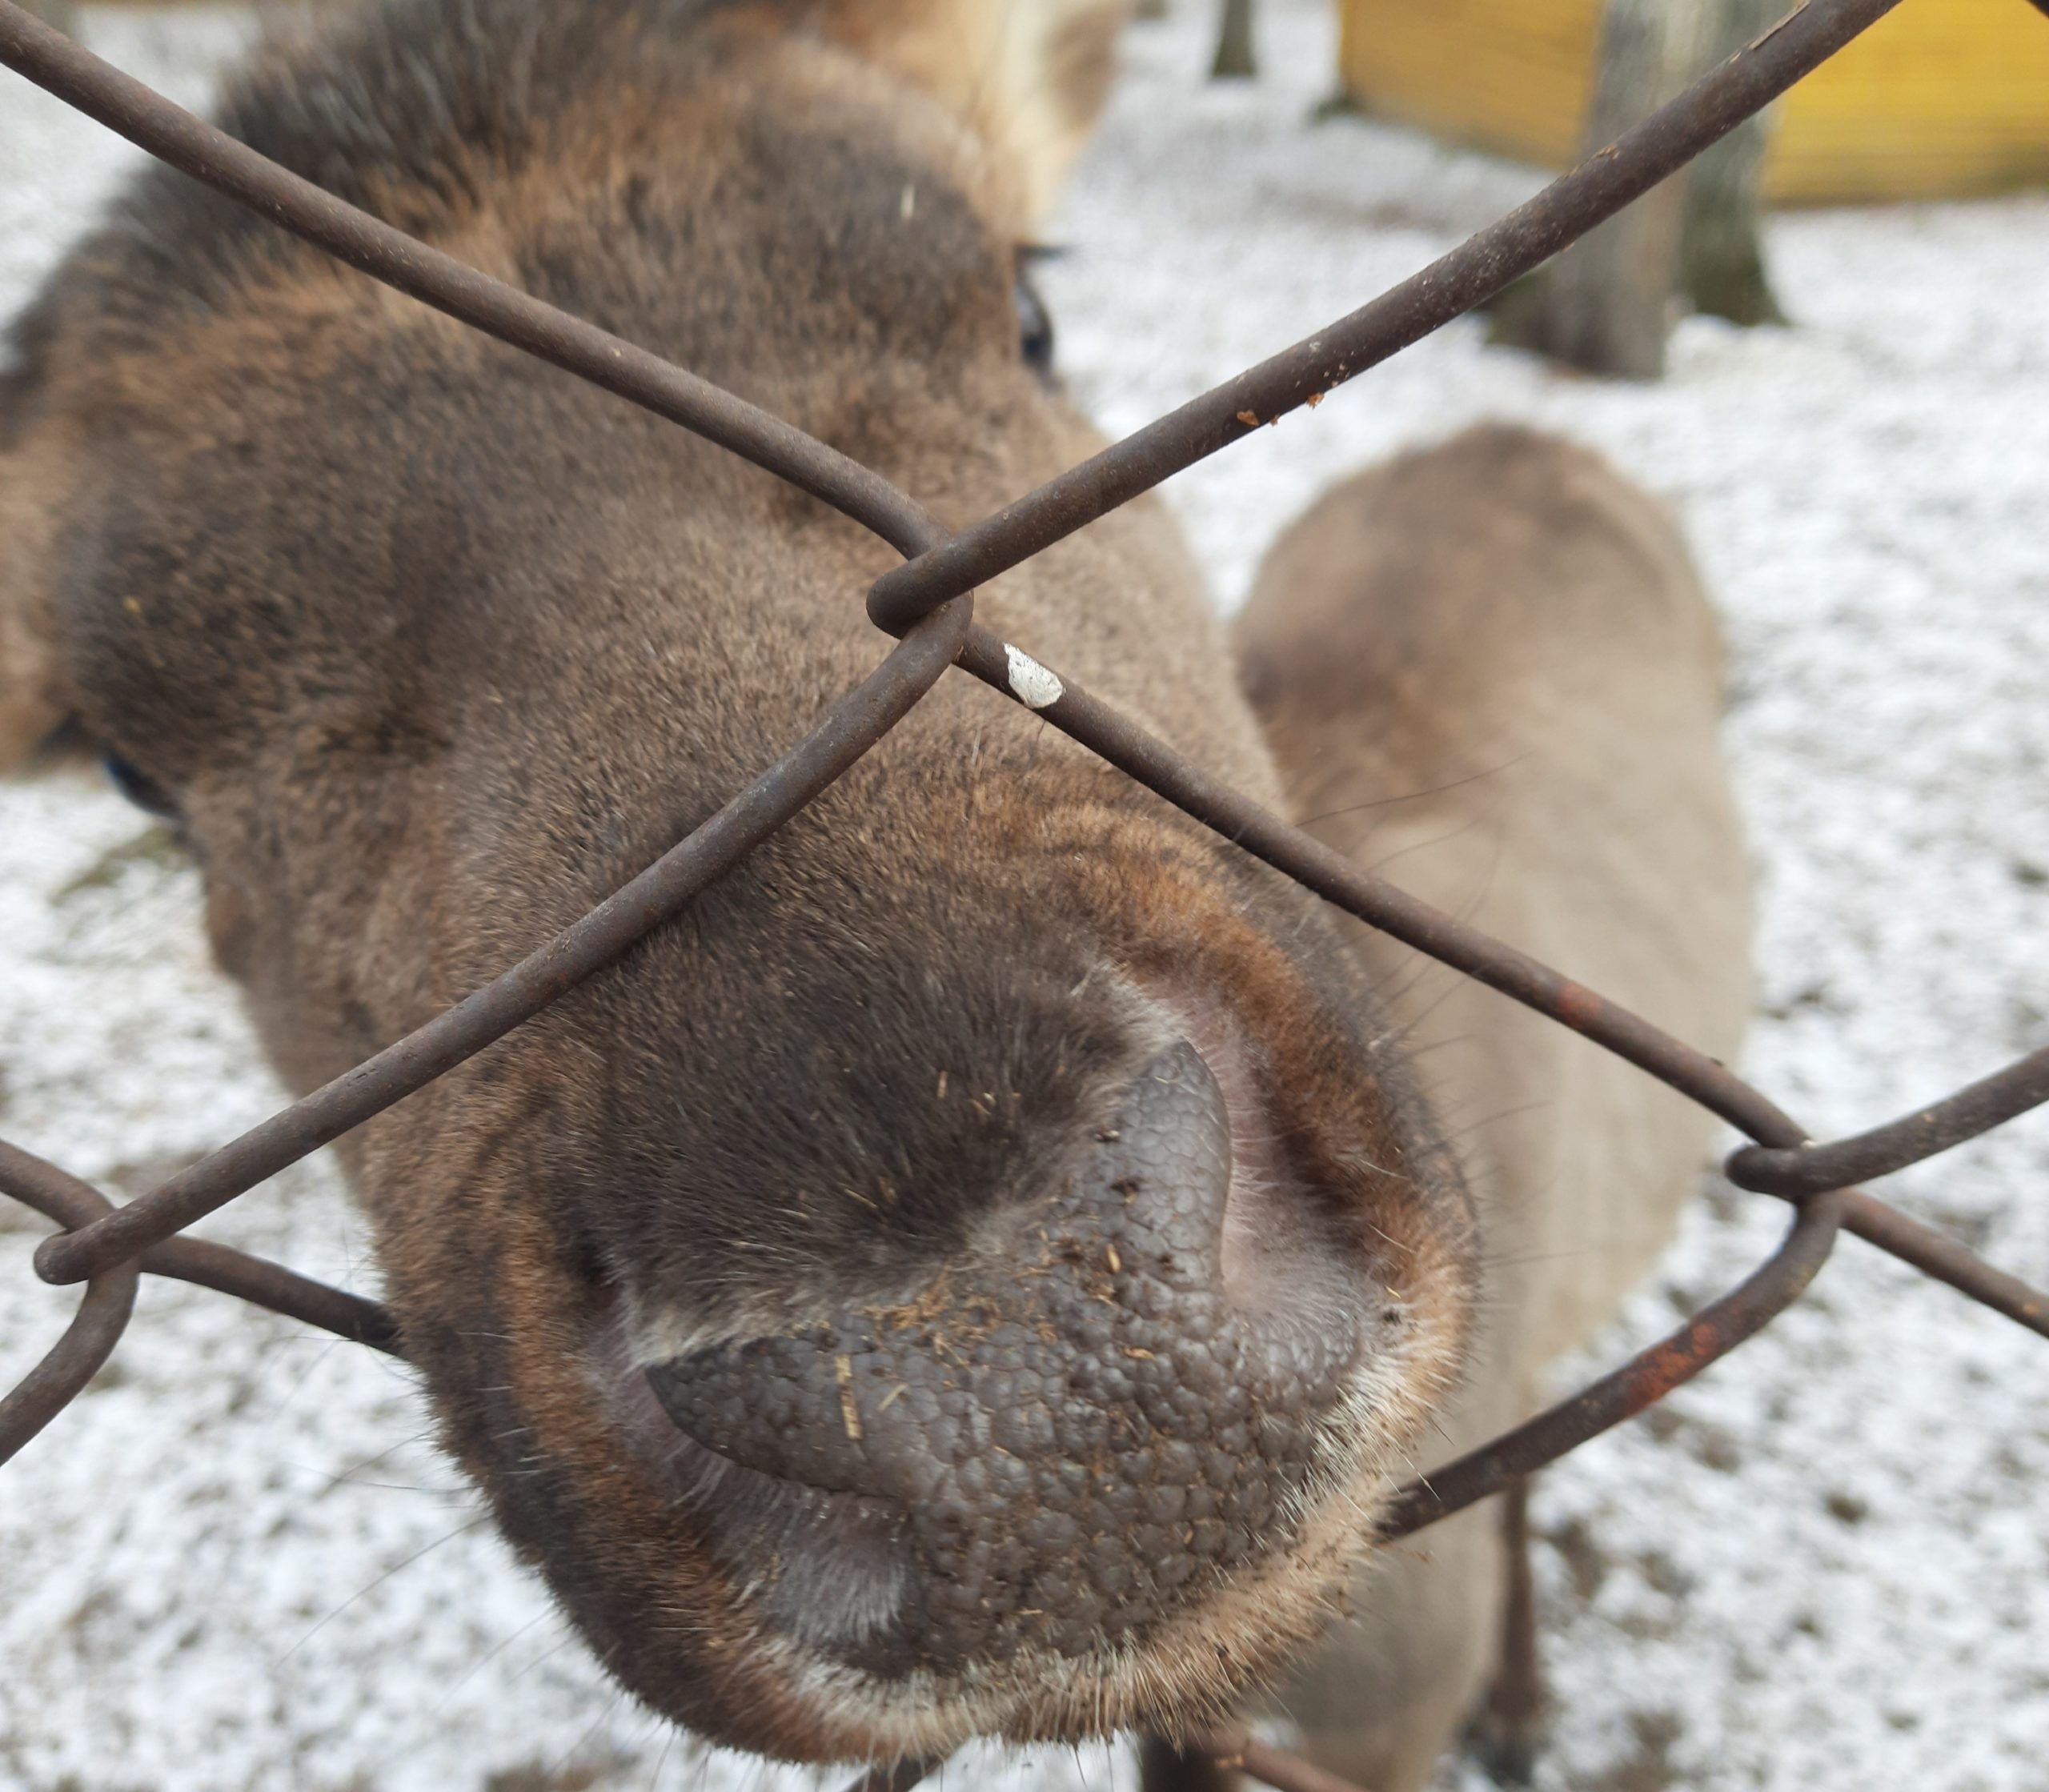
[[1, 0, 2046, 1786]]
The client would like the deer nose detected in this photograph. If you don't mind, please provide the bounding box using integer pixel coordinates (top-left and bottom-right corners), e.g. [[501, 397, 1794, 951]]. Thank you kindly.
[[644, 1040, 1368, 1672]]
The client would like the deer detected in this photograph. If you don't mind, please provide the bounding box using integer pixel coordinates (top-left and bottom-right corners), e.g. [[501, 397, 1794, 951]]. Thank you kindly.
[[0, 0, 1749, 1786]]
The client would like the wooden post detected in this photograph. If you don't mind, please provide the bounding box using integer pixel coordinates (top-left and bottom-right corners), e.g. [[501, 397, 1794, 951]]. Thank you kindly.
[[1493, 0, 1711, 378], [14, 0, 78, 36], [1211, 0, 1257, 78], [1681, 0, 1786, 325]]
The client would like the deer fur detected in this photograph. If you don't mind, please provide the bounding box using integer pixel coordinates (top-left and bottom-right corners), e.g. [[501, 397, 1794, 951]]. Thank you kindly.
[[0, 0, 1746, 1783]]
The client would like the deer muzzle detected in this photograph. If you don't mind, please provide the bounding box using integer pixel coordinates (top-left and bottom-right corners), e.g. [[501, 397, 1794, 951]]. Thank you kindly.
[[644, 1040, 1377, 1678]]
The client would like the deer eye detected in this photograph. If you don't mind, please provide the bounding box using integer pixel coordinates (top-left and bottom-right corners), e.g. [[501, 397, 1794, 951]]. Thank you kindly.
[[102, 750, 179, 820], [1015, 270, 1055, 378]]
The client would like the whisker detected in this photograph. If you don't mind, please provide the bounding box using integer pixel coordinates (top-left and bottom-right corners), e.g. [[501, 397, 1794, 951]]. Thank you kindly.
[[278, 1513, 492, 1662]]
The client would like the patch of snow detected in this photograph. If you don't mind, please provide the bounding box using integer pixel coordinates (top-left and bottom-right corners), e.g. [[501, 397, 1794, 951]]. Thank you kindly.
[[2, 2, 2044, 1790]]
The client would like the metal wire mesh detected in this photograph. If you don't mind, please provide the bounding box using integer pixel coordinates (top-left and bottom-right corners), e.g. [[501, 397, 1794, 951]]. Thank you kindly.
[[0, 1, 2043, 1787]]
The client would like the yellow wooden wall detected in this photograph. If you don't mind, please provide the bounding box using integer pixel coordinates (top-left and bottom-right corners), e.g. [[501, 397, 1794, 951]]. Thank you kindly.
[[1337, 0, 2049, 203]]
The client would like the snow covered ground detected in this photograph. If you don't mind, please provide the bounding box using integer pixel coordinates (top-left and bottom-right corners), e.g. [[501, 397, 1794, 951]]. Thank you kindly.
[[2, 2, 2045, 1789]]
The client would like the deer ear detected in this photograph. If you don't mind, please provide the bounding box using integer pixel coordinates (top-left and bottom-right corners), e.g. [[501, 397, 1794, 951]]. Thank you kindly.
[[824, 0, 1135, 226]]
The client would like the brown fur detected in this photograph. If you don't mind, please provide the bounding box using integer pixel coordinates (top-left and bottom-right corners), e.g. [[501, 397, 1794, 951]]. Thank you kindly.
[[0, 2, 1744, 1782]]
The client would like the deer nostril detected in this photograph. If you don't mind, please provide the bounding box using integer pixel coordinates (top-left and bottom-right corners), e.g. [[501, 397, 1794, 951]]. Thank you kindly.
[[641, 1040, 1375, 1670], [1074, 1039, 1237, 1280]]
